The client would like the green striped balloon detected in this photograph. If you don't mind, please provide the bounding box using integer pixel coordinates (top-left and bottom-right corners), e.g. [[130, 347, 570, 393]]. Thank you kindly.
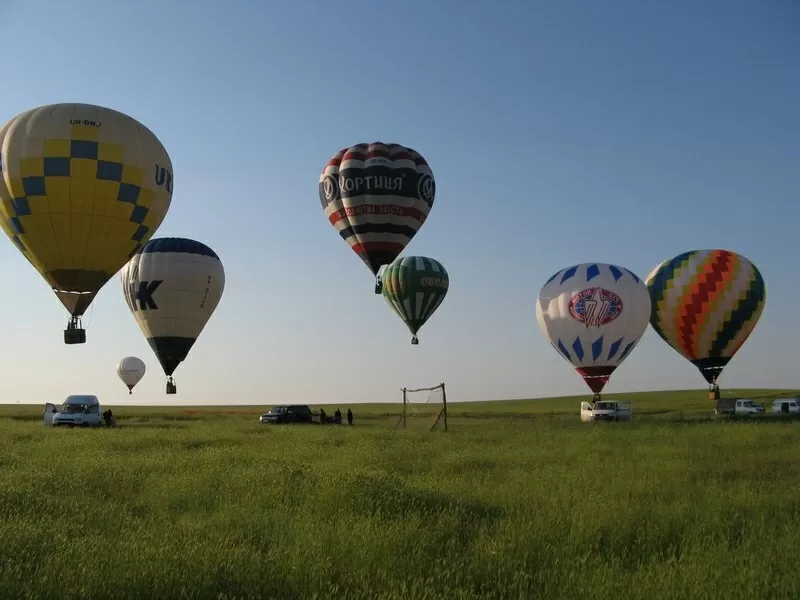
[[381, 256, 449, 344]]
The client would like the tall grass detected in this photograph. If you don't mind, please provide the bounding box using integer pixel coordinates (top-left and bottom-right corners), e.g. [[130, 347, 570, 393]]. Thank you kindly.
[[1, 407, 799, 599]]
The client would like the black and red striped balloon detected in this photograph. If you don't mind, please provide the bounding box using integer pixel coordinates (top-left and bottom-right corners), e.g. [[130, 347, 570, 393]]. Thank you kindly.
[[319, 142, 435, 278]]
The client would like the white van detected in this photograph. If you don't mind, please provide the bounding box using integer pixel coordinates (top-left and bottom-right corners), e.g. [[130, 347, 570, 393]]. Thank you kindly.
[[580, 400, 632, 422], [772, 398, 800, 414], [45, 395, 103, 428]]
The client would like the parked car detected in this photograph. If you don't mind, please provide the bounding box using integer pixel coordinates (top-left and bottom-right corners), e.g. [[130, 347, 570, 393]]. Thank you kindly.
[[715, 398, 764, 415], [259, 404, 315, 424], [772, 398, 800, 414], [580, 400, 632, 422], [45, 395, 103, 427]]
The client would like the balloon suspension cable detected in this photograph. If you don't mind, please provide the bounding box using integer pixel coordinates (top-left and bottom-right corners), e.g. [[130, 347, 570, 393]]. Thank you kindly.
[[84, 302, 94, 329], [411, 335, 419, 345], [708, 374, 720, 392], [67, 315, 82, 330]]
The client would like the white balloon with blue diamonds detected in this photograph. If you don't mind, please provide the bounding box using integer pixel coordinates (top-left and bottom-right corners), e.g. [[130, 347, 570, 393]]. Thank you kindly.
[[536, 263, 651, 383]]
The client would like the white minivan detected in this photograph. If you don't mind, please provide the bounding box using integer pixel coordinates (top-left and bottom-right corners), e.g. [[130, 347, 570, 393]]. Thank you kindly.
[[772, 398, 800, 414], [44, 395, 103, 428]]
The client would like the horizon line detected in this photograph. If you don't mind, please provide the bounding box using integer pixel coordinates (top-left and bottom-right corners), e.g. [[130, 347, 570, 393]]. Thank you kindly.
[[3, 387, 799, 409]]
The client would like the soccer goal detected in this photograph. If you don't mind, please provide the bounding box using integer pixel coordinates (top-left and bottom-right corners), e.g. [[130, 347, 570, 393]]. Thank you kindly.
[[395, 382, 448, 432]]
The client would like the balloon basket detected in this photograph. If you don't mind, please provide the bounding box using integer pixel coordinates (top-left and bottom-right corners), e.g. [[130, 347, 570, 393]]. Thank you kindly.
[[166, 379, 177, 395], [411, 336, 419, 345], [708, 388, 720, 401], [64, 328, 86, 345], [64, 316, 86, 344]]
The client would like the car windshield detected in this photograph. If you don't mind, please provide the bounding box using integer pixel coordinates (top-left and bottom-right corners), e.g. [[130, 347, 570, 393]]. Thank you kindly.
[[270, 407, 288, 414], [594, 402, 615, 410], [59, 403, 90, 414]]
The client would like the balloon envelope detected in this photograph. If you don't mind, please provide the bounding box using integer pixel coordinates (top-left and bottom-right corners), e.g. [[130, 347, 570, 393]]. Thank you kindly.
[[120, 238, 224, 378], [0, 103, 173, 317], [319, 142, 435, 277], [536, 263, 651, 394], [117, 356, 146, 392], [645, 249, 766, 384], [382, 256, 449, 343]]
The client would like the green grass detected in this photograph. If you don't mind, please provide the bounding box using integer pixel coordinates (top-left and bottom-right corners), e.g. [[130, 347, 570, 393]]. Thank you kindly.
[[1, 389, 800, 599]]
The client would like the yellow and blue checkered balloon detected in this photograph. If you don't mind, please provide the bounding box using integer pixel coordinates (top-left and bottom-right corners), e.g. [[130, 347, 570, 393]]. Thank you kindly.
[[0, 103, 174, 319]]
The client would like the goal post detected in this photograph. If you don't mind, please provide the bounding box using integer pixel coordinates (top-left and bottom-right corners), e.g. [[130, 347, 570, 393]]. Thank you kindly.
[[395, 382, 448, 432]]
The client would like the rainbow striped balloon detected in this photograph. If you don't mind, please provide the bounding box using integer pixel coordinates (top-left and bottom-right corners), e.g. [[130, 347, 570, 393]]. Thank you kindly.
[[645, 249, 766, 384]]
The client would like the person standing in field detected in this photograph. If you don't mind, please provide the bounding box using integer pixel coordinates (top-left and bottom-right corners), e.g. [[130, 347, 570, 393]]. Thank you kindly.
[[334, 408, 342, 424], [319, 408, 326, 424], [347, 408, 353, 426]]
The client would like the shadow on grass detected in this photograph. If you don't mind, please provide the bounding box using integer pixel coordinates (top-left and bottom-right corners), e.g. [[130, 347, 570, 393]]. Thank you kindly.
[[3, 415, 45, 422], [115, 422, 191, 430], [346, 470, 505, 526]]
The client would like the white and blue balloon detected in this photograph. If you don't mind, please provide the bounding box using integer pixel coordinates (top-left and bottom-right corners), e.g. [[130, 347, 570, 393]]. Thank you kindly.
[[536, 262, 651, 399]]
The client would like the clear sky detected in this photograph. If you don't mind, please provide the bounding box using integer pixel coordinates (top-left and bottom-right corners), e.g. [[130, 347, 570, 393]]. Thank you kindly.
[[0, 0, 797, 406]]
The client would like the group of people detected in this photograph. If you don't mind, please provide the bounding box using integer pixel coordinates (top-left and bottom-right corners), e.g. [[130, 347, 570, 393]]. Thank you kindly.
[[317, 407, 354, 425]]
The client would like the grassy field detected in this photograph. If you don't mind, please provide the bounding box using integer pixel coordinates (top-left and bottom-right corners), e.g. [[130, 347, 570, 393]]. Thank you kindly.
[[2, 389, 800, 599]]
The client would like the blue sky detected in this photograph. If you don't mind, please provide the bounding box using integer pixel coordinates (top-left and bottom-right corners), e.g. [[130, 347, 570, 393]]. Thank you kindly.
[[0, 0, 797, 406]]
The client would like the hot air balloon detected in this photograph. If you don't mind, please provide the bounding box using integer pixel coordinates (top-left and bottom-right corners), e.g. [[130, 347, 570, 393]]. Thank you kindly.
[[645, 249, 766, 398], [382, 256, 449, 345], [319, 142, 435, 294], [0, 103, 173, 344], [536, 263, 651, 401], [116, 356, 146, 394], [120, 237, 224, 395]]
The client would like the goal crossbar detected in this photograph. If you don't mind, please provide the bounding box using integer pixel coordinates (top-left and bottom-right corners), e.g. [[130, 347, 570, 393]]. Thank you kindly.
[[404, 385, 442, 393], [396, 382, 448, 432]]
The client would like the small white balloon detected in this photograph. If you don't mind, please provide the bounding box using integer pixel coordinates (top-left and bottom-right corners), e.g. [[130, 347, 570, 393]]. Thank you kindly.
[[117, 356, 147, 394]]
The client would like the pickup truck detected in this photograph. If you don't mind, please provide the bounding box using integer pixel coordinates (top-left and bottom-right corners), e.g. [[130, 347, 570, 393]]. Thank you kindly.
[[715, 398, 765, 416], [580, 400, 632, 422], [259, 404, 316, 424]]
